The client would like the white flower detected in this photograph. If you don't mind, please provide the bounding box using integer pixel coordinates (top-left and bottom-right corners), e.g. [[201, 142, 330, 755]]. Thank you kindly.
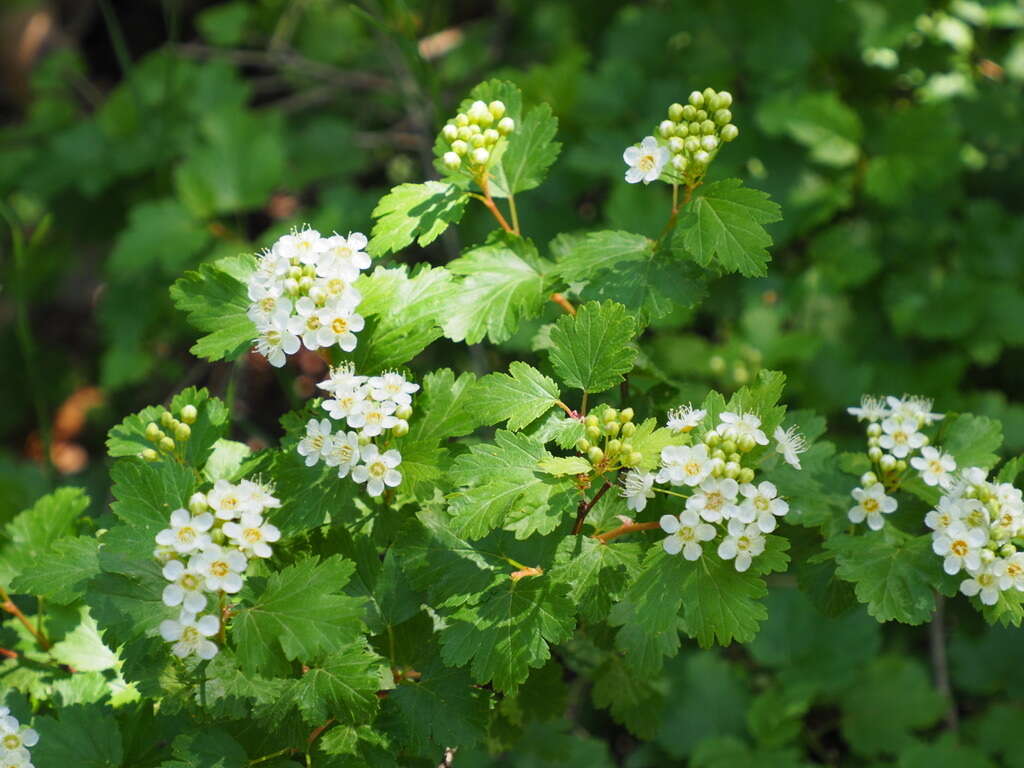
[[848, 483, 898, 530], [932, 523, 987, 575], [161, 559, 208, 614], [959, 498, 991, 537], [316, 299, 365, 352], [223, 512, 281, 559], [925, 496, 963, 533], [249, 246, 290, 287], [886, 395, 942, 426], [297, 418, 334, 467], [666, 404, 705, 434], [322, 385, 369, 422], [289, 296, 331, 350], [351, 445, 402, 497], [246, 284, 291, 325], [686, 476, 740, 523], [192, 544, 248, 593], [773, 425, 806, 470], [0, 747, 33, 768], [322, 430, 362, 478], [659, 510, 716, 559], [315, 232, 371, 282], [318, 362, 367, 396], [716, 411, 769, 446], [620, 471, 656, 512], [236, 479, 281, 512], [348, 398, 399, 437], [368, 371, 420, 407], [0, 717, 38, 755], [623, 136, 669, 184], [998, 553, 1024, 592], [960, 563, 1002, 606], [878, 417, 926, 459], [739, 481, 789, 532], [657, 443, 712, 487], [207, 479, 256, 521], [276, 227, 322, 264], [253, 311, 301, 367], [717, 519, 766, 572], [847, 395, 888, 423], [910, 446, 956, 488], [155, 508, 214, 554], [159, 611, 220, 659]]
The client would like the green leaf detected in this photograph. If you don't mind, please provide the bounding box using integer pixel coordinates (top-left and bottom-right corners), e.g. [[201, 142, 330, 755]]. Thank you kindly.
[[50, 607, 118, 672], [553, 230, 654, 280], [547, 300, 637, 393], [169, 729, 248, 768], [826, 527, 949, 625], [758, 91, 862, 167], [591, 655, 662, 739], [108, 198, 210, 279], [2, 487, 89, 586], [11, 536, 99, 604], [170, 254, 256, 362], [537, 456, 591, 476], [489, 102, 561, 197], [551, 535, 640, 622], [943, 413, 1003, 469], [897, 736, 997, 768], [203, 438, 252, 483], [471, 362, 561, 431], [673, 179, 782, 277], [32, 704, 124, 767], [368, 181, 468, 257], [232, 555, 367, 675], [440, 576, 575, 692], [388, 658, 490, 750], [681, 553, 770, 649], [441, 233, 549, 344], [626, 418, 686, 472], [280, 641, 386, 725]]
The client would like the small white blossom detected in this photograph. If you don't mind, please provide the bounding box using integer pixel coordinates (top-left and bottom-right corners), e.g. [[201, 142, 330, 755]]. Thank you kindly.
[[318, 362, 368, 396], [716, 411, 769, 446], [0, 715, 38, 757], [315, 232, 371, 282], [686, 476, 740, 523], [297, 418, 335, 467], [348, 398, 399, 437], [666, 404, 705, 434], [0, 748, 33, 768], [848, 483, 898, 530], [620, 471, 656, 512], [623, 136, 669, 184], [351, 445, 402, 497], [847, 395, 888, 423], [910, 446, 956, 488], [657, 444, 712, 487], [155, 508, 214, 554], [246, 284, 291, 325], [223, 512, 281, 559], [739, 481, 789, 532], [932, 523, 987, 575], [774, 425, 806, 470], [368, 371, 420, 407], [159, 611, 220, 659], [960, 563, 1002, 606], [998, 553, 1024, 592], [659, 510, 716, 559], [253, 311, 301, 367], [161, 559, 208, 614], [322, 430, 362, 479], [925, 495, 963, 533], [878, 417, 927, 459], [276, 227, 322, 264], [717, 519, 766, 572], [192, 544, 248, 593], [235, 479, 281, 512], [316, 299, 365, 352], [207, 478, 256, 521]]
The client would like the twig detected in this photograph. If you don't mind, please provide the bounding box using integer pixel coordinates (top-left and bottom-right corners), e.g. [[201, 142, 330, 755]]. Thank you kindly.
[[594, 520, 661, 544], [929, 592, 959, 730], [0, 587, 50, 650], [550, 293, 576, 315], [572, 481, 612, 535]]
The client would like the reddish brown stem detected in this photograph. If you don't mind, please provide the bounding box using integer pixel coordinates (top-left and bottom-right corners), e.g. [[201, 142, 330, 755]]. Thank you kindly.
[[0, 588, 50, 650], [572, 480, 612, 535], [307, 718, 336, 747], [550, 293, 576, 315], [477, 176, 515, 233], [595, 520, 661, 544]]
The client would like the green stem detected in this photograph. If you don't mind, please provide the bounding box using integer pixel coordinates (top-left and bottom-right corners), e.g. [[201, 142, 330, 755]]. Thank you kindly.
[[580, 392, 589, 417], [654, 487, 689, 500], [508, 192, 520, 234], [248, 748, 294, 766]]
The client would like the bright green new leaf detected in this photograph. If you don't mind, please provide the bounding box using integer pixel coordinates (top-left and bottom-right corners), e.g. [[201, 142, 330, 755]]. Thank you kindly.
[[11, 536, 99, 604], [537, 456, 591, 476], [368, 181, 468, 257], [942, 413, 1003, 469], [673, 179, 782, 277], [489, 103, 562, 197], [553, 230, 654, 281], [547, 300, 637, 393], [471, 361, 561, 431], [170, 253, 257, 362]]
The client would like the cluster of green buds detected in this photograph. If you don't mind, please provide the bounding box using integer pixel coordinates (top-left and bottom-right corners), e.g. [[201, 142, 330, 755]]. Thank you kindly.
[[439, 100, 515, 175], [141, 404, 197, 461], [701, 430, 758, 484], [658, 88, 738, 185], [575, 407, 643, 472]]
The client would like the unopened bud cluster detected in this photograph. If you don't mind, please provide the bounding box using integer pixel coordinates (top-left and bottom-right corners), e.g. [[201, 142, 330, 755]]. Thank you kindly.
[[153, 479, 281, 660], [846, 395, 946, 530], [0, 706, 39, 767], [624, 87, 738, 186], [439, 100, 515, 174], [297, 363, 418, 497], [140, 403, 199, 462], [575, 407, 642, 472], [619, 406, 805, 573]]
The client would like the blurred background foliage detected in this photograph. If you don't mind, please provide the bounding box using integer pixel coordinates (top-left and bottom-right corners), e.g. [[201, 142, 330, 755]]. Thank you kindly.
[[1, 0, 1024, 764]]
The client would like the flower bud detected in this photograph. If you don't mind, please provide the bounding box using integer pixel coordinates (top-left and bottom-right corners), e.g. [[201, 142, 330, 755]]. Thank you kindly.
[[725, 461, 741, 479], [451, 140, 469, 156], [299, 276, 314, 291], [688, 90, 704, 107], [606, 439, 622, 456], [587, 425, 601, 440], [497, 117, 515, 135], [189, 492, 208, 514], [867, 436, 880, 448], [669, 136, 684, 153], [696, 109, 708, 122], [689, 122, 702, 136], [288, 265, 302, 280], [181, 404, 198, 424], [454, 113, 469, 127], [712, 449, 726, 461], [660, 119, 676, 137], [620, 442, 633, 455], [739, 467, 757, 484], [283, 278, 299, 295], [1000, 543, 1017, 557], [396, 405, 413, 420], [161, 411, 174, 428], [457, 126, 473, 141], [701, 120, 716, 135], [668, 102, 685, 121], [683, 137, 700, 154], [443, 151, 462, 170], [145, 422, 162, 442], [860, 471, 878, 486], [576, 438, 590, 453], [358, 433, 373, 446], [672, 154, 687, 172], [472, 147, 490, 165], [705, 432, 721, 447], [604, 408, 619, 422], [738, 435, 755, 453], [716, 91, 733, 108], [866, 423, 882, 437], [620, 407, 634, 423], [483, 128, 500, 144], [621, 422, 637, 437], [302, 264, 316, 278], [174, 423, 191, 442], [702, 87, 717, 105], [920, 435, 929, 446], [693, 151, 710, 165], [674, 122, 689, 138], [585, 414, 599, 427], [393, 420, 410, 437], [604, 421, 620, 437], [681, 104, 697, 121], [141, 448, 159, 462], [701, 135, 719, 152], [488, 100, 506, 119], [728, 453, 742, 465], [879, 454, 897, 471], [895, 460, 907, 473], [868, 446, 883, 461], [468, 123, 481, 135], [721, 439, 737, 455], [442, 124, 459, 142], [588, 446, 604, 464], [720, 124, 739, 142], [714, 109, 732, 125], [470, 133, 487, 148], [628, 451, 643, 467], [981, 548, 996, 564], [159, 436, 176, 453]]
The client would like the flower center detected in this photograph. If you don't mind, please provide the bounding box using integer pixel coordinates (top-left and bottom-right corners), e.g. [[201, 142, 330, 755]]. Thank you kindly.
[[929, 460, 944, 473], [638, 153, 656, 172], [967, 510, 986, 527], [893, 430, 908, 444], [210, 560, 230, 578], [265, 329, 282, 345], [333, 246, 352, 259], [177, 526, 196, 544], [181, 626, 201, 643], [334, 444, 355, 464], [2, 734, 21, 750], [862, 498, 879, 513], [244, 528, 262, 544], [1007, 563, 1022, 578], [684, 461, 702, 477], [259, 297, 276, 313], [181, 574, 199, 590], [331, 317, 349, 335], [977, 573, 995, 587], [306, 315, 321, 331], [951, 540, 969, 557], [737, 536, 750, 551], [327, 278, 346, 295], [369, 460, 387, 479], [754, 496, 770, 512], [678, 526, 696, 542], [221, 496, 237, 510], [705, 492, 724, 511]]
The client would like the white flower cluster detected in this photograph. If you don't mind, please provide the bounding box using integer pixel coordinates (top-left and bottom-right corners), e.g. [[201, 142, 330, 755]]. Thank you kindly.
[[153, 480, 281, 659], [927, 467, 1024, 606], [620, 407, 805, 572], [847, 394, 948, 530], [247, 227, 372, 367], [0, 708, 37, 768], [297, 363, 418, 497]]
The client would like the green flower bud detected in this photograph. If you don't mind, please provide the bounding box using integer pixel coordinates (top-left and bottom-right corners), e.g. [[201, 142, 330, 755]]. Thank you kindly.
[[358, 434, 373, 446], [739, 467, 755, 484], [672, 154, 687, 172], [866, 423, 882, 437], [737, 435, 754, 453], [701, 135, 718, 152], [302, 264, 316, 278], [629, 451, 643, 466], [688, 90, 704, 107], [867, 436, 880, 448], [705, 432, 721, 447], [141, 448, 159, 462], [607, 439, 622, 456], [879, 454, 897, 471], [457, 126, 473, 141], [981, 548, 996, 564], [588, 446, 604, 464], [712, 449, 727, 461], [721, 439, 737, 455], [189, 492, 208, 514], [587, 425, 601, 440], [442, 124, 459, 142], [393, 420, 410, 437], [965, 486, 978, 499], [702, 87, 717, 105], [604, 421, 620, 437], [483, 128, 500, 144], [668, 136, 684, 153], [604, 408, 619, 422], [861, 471, 878, 486], [720, 124, 739, 142], [576, 438, 590, 453], [497, 116, 515, 135], [695, 109, 708, 122], [689, 122, 702, 136], [160, 411, 174, 428], [288, 265, 302, 280], [283, 278, 299, 295], [728, 453, 742, 464], [488, 100, 506, 119], [621, 422, 637, 437], [684, 136, 701, 153], [470, 133, 487, 148], [396, 404, 413, 420], [659, 119, 676, 138], [585, 414, 599, 427], [471, 147, 490, 165], [895, 460, 907, 473], [701, 120, 716, 135], [724, 461, 741, 479], [451, 139, 468, 156], [159, 436, 176, 453], [1000, 543, 1017, 557], [674, 122, 690, 137], [454, 113, 469, 127], [681, 104, 697, 121], [716, 91, 733, 108], [620, 442, 633, 455], [714, 109, 732, 125], [867, 446, 883, 461], [181, 404, 198, 424], [145, 422, 162, 442], [174, 423, 191, 441], [467, 124, 482, 135], [920, 435, 930, 446], [299, 275, 314, 292], [443, 151, 461, 170], [668, 102, 685, 121], [693, 150, 711, 165], [620, 407, 634, 423]]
